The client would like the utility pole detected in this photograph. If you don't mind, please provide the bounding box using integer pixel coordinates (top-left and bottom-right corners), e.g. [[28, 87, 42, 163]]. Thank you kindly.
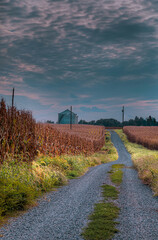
[[122, 106, 124, 123], [70, 106, 72, 130], [12, 87, 15, 109], [11, 88, 15, 133]]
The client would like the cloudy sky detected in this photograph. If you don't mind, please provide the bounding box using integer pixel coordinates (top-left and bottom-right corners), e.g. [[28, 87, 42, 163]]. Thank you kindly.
[[0, 0, 158, 122]]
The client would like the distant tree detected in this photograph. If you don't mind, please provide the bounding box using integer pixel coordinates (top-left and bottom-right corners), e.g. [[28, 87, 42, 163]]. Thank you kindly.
[[95, 118, 121, 127], [139, 117, 146, 126], [134, 116, 145, 126], [78, 120, 88, 124], [153, 118, 157, 125], [146, 116, 157, 126], [46, 120, 54, 124], [79, 116, 158, 127], [146, 116, 151, 126], [122, 119, 135, 126], [89, 120, 96, 125]]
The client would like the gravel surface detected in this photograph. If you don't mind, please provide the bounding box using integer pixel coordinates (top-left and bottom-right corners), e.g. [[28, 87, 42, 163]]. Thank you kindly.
[[0, 154, 114, 240], [111, 131, 158, 240], [1, 131, 158, 240]]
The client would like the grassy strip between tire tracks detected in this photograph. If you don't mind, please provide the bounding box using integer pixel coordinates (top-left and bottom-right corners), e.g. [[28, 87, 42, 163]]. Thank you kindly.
[[0, 131, 118, 226], [109, 164, 125, 185], [81, 164, 124, 240], [115, 129, 158, 196]]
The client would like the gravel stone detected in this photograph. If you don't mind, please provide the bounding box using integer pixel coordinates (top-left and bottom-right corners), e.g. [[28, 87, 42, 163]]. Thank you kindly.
[[1, 131, 158, 240], [111, 131, 158, 240], [0, 155, 114, 239]]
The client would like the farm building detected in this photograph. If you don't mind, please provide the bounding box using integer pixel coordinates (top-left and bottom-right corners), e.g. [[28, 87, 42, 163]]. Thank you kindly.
[[58, 109, 78, 124]]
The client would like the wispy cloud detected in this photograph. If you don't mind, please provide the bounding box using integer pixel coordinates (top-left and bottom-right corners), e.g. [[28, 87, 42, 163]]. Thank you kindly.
[[0, 75, 23, 85], [17, 62, 44, 73], [124, 100, 158, 108], [1, 0, 158, 121]]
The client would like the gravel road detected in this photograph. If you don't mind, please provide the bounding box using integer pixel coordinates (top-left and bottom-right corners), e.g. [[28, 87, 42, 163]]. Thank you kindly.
[[0, 149, 114, 239], [1, 131, 158, 240], [111, 131, 158, 240]]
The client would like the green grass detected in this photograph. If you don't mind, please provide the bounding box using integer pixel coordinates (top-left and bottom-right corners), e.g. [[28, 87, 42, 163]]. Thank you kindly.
[[101, 185, 119, 200], [111, 164, 125, 169], [0, 131, 118, 223], [115, 129, 158, 195], [101, 131, 118, 162], [81, 164, 124, 240], [81, 202, 119, 240], [110, 164, 125, 185]]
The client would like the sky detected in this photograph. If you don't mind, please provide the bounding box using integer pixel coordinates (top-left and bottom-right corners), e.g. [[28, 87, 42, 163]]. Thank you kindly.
[[0, 0, 158, 123]]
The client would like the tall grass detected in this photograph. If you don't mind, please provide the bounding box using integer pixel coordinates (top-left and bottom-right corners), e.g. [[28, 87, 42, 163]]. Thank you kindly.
[[0, 158, 67, 220]]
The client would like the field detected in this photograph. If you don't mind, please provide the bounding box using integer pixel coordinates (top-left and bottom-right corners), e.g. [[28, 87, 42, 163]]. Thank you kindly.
[[123, 126, 158, 150], [0, 98, 105, 164], [0, 99, 36, 164], [0, 99, 119, 221], [36, 123, 105, 157]]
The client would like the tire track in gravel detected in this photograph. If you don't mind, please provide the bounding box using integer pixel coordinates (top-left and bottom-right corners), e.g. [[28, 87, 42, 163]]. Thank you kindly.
[[1, 131, 158, 240], [0, 150, 116, 240]]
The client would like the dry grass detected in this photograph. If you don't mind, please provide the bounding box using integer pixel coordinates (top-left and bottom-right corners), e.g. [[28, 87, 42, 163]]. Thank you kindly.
[[116, 129, 158, 196], [123, 126, 158, 150], [36, 123, 105, 156]]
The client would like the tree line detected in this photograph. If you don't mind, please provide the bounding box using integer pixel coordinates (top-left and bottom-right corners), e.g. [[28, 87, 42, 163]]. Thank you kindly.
[[78, 116, 158, 127]]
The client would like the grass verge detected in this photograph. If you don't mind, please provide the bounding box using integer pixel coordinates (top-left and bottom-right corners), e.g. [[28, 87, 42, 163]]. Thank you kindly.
[[81, 164, 124, 240], [0, 131, 118, 224], [115, 129, 158, 196]]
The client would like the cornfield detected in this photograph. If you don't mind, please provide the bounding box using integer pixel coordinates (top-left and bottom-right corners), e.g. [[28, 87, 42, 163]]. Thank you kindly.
[[0, 99, 105, 163], [0, 99, 36, 163], [123, 126, 158, 150], [36, 124, 105, 156]]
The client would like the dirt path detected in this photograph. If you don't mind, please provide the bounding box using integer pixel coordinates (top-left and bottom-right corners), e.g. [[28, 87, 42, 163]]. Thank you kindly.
[[1, 131, 158, 240], [110, 131, 158, 240], [0, 154, 115, 239]]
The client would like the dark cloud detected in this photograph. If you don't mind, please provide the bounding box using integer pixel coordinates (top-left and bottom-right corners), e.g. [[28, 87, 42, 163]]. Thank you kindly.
[[0, 0, 158, 121]]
